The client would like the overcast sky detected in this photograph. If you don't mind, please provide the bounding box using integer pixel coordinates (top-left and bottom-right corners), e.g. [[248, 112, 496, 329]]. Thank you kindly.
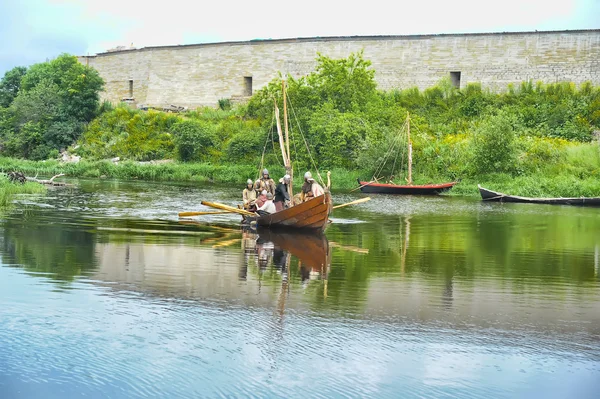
[[1, 0, 599, 75]]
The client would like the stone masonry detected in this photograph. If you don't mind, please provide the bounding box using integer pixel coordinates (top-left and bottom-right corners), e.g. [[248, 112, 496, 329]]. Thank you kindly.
[[78, 30, 600, 109]]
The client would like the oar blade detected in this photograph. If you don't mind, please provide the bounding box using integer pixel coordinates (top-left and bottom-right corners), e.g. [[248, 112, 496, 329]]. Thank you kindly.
[[178, 211, 232, 217], [332, 197, 371, 210]]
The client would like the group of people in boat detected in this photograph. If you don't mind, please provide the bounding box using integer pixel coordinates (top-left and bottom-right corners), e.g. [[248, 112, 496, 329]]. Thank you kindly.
[[242, 168, 325, 215]]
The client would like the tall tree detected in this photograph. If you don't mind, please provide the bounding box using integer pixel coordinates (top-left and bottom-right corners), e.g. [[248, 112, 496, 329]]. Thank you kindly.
[[307, 50, 377, 113], [1, 54, 104, 159], [21, 54, 104, 123], [0, 66, 27, 108]]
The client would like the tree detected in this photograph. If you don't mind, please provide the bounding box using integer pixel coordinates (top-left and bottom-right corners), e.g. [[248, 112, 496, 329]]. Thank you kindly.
[[21, 54, 104, 123], [307, 104, 372, 168], [307, 50, 377, 113], [0, 54, 104, 159], [0, 66, 27, 108]]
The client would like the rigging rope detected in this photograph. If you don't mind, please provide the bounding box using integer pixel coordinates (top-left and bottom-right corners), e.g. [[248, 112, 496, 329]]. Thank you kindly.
[[258, 111, 275, 179], [270, 121, 282, 167], [372, 117, 409, 180], [287, 96, 325, 186], [373, 123, 403, 179], [257, 113, 276, 180]]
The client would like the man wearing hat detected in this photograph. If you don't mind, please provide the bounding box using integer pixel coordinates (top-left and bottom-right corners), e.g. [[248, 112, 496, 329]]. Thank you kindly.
[[301, 171, 324, 202], [255, 168, 276, 196], [274, 174, 291, 212], [242, 179, 257, 210]]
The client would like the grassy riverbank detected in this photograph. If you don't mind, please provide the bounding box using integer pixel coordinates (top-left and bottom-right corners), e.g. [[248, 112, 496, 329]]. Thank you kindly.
[[1, 153, 599, 198], [0, 175, 46, 207], [2, 53, 600, 198]]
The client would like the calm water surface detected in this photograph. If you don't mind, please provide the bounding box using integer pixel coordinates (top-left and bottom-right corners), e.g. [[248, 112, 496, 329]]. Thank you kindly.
[[1, 179, 599, 398]]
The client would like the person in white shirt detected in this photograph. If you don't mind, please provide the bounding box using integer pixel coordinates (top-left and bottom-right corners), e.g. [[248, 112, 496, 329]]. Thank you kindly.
[[257, 192, 276, 215]]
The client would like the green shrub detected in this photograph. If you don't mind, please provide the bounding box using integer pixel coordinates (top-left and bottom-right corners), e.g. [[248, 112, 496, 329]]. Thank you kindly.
[[307, 105, 372, 169], [172, 120, 217, 162], [469, 111, 519, 175], [519, 136, 566, 173], [218, 98, 232, 111], [226, 129, 267, 163], [78, 106, 177, 160]]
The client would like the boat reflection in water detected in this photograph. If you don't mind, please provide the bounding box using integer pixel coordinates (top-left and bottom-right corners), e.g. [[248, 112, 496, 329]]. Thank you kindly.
[[241, 228, 331, 285], [91, 222, 331, 305]]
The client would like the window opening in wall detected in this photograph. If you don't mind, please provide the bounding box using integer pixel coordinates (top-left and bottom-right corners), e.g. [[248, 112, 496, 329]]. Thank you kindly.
[[129, 79, 134, 98], [449, 72, 461, 89], [244, 76, 252, 96]]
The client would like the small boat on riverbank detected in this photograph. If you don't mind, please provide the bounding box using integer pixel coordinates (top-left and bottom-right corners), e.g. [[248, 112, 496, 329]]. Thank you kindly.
[[356, 113, 457, 195], [478, 185, 600, 207], [357, 179, 457, 195]]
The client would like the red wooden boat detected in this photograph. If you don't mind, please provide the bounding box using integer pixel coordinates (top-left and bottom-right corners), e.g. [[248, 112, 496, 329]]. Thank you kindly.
[[358, 112, 457, 195], [357, 179, 457, 195]]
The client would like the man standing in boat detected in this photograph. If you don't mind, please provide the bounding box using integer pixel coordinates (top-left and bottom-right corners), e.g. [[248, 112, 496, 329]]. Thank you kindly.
[[301, 171, 324, 202], [256, 169, 276, 196], [274, 174, 291, 211]]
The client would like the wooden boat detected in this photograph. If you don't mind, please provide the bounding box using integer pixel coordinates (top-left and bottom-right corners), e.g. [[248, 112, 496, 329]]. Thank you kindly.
[[478, 185, 600, 207], [247, 80, 333, 233], [357, 112, 456, 195], [357, 179, 457, 195], [248, 192, 332, 232]]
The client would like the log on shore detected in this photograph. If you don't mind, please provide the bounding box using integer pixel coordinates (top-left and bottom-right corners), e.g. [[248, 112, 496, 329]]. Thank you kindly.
[[26, 173, 70, 186]]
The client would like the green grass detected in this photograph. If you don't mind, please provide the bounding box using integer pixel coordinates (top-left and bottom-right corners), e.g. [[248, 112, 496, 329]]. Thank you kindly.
[[1, 143, 600, 198], [0, 175, 47, 207], [0, 157, 364, 190]]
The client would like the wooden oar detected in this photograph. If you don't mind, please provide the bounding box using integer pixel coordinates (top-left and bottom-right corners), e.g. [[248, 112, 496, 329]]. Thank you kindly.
[[332, 197, 371, 210], [178, 210, 232, 217], [200, 201, 256, 216]]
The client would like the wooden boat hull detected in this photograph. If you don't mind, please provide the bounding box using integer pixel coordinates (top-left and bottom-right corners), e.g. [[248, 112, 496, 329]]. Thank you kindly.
[[248, 192, 333, 233], [478, 185, 600, 206], [357, 179, 457, 195]]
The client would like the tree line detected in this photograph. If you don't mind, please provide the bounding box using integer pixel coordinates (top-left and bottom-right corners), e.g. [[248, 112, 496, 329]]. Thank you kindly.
[[1, 51, 599, 188]]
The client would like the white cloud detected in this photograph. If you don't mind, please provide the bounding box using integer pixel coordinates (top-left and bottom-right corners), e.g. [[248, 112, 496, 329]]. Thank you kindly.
[[53, 0, 589, 53], [1, 0, 597, 73]]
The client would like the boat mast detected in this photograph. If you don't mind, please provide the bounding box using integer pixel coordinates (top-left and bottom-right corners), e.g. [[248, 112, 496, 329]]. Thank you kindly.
[[282, 80, 293, 199], [274, 83, 294, 202], [407, 112, 413, 185]]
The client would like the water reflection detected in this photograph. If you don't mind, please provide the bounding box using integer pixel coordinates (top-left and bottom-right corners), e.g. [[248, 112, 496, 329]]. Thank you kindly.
[[1, 180, 600, 398], [250, 229, 330, 281], [0, 214, 97, 282]]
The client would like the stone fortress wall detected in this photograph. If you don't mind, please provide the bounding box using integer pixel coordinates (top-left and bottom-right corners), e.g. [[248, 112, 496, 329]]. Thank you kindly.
[[78, 29, 600, 109]]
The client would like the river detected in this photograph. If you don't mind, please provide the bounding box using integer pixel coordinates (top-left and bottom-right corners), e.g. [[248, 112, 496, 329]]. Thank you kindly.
[[1, 179, 599, 398]]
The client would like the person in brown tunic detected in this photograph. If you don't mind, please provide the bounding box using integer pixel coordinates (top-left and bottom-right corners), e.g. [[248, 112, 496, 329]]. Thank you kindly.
[[242, 179, 257, 210], [255, 169, 276, 196]]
